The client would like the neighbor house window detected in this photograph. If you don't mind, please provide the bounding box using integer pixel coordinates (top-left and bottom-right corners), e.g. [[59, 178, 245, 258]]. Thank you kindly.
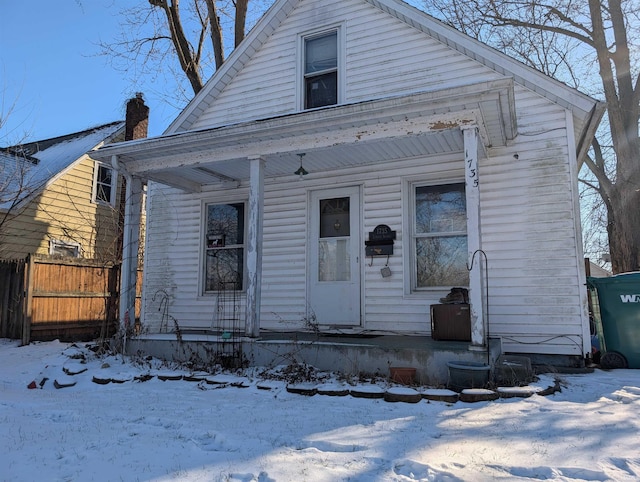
[[204, 202, 245, 292], [412, 183, 469, 288], [50, 239, 81, 258], [92, 162, 116, 206], [303, 30, 338, 109]]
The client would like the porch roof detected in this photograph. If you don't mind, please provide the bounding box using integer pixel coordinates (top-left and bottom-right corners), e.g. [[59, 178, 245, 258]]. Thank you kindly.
[[92, 79, 516, 192]]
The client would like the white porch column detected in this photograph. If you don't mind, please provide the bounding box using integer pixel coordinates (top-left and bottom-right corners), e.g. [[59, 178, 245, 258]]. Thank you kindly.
[[245, 156, 265, 337], [462, 127, 486, 349], [112, 155, 142, 336]]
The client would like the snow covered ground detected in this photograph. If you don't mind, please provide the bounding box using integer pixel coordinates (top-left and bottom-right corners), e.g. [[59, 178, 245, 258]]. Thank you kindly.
[[1, 338, 639, 481]]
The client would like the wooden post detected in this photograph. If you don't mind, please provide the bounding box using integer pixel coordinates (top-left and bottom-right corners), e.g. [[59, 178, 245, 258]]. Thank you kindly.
[[245, 156, 265, 337], [113, 153, 143, 338], [21, 255, 34, 345], [0, 261, 10, 338], [463, 126, 486, 350], [120, 176, 142, 334]]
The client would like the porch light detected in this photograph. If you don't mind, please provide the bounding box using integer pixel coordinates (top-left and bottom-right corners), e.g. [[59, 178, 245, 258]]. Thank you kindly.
[[294, 153, 308, 179]]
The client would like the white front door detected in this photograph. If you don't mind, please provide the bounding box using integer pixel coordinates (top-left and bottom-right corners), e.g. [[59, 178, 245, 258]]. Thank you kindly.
[[309, 186, 361, 327]]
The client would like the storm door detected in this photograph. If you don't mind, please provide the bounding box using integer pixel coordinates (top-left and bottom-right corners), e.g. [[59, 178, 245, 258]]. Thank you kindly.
[[309, 186, 361, 326]]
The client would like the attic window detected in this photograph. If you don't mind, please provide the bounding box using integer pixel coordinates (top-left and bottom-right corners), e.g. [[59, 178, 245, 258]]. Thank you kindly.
[[303, 30, 338, 109], [92, 162, 116, 206]]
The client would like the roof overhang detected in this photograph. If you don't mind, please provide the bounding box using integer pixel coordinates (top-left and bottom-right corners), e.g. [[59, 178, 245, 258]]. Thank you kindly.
[[93, 80, 516, 192]]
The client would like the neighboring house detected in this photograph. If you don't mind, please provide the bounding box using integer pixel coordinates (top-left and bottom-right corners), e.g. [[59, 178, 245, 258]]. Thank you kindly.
[[0, 122, 126, 261], [588, 261, 612, 278], [94, 0, 604, 373]]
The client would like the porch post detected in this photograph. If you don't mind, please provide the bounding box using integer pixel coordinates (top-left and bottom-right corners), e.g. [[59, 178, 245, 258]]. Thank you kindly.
[[246, 156, 265, 337], [112, 155, 142, 337], [462, 127, 486, 349]]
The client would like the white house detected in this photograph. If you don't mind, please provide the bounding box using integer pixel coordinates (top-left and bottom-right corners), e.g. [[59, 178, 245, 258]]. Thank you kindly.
[[93, 0, 603, 380]]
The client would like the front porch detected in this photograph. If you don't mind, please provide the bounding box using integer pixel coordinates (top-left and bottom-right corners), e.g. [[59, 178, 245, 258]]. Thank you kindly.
[[124, 332, 503, 386]]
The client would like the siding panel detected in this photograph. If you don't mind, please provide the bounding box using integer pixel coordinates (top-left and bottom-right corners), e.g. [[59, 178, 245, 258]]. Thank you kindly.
[[191, 0, 501, 130], [141, 1, 587, 357]]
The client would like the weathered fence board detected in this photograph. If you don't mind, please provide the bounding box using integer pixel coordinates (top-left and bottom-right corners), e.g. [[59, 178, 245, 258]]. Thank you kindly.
[[26, 256, 120, 342], [0, 255, 132, 343], [0, 259, 25, 339]]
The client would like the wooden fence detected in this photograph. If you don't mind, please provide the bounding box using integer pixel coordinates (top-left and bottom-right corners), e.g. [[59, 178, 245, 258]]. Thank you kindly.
[[0, 258, 25, 340], [0, 255, 135, 343]]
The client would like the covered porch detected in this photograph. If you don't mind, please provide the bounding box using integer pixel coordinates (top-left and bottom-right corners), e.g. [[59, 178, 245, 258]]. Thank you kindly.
[[92, 79, 518, 370]]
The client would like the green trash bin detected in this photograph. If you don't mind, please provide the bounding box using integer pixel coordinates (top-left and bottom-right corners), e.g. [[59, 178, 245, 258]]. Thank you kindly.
[[588, 272, 640, 369]]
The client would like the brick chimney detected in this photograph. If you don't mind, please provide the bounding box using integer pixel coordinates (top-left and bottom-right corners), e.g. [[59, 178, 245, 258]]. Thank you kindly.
[[125, 92, 149, 141], [116, 93, 149, 265]]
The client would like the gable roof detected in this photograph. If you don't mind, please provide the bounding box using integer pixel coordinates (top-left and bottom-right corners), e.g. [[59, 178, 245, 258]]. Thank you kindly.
[[167, 0, 602, 142], [0, 122, 125, 211]]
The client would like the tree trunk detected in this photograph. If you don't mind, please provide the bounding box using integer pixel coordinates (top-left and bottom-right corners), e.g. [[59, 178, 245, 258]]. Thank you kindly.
[[235, 0, 249, 48], [204, 0, 225, 70], [606, 185, 640, 273]]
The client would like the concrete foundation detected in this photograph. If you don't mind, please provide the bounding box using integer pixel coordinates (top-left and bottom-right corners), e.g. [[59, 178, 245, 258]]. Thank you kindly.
[[124, 332, 503, 386]]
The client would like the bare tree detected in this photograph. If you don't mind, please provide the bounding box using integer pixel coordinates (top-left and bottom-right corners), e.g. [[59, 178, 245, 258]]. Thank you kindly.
[[427, 0, 640, 273], [99, 0, 261, 102]]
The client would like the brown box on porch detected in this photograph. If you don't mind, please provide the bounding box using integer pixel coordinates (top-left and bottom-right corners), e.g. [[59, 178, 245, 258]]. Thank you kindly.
[[430, 304, 471, 341]]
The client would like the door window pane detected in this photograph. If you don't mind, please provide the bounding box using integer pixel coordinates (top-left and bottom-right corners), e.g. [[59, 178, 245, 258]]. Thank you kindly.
[[320, 197, 350, 238], [318, 196, 350, 281], [319, 239, 350, 282]]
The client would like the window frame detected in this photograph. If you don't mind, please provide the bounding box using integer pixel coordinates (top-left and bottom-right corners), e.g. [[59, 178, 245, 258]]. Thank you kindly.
[[92, 161, 117, 207], [201, 200, 247, 294], [409, 180, 469, 291], [298, 25, 344, 111], [50, 239, 82, 258]]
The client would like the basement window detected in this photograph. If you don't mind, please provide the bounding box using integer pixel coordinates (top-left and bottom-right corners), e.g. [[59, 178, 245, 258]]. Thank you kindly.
[[303, 30, 339, 109], [204, 202, 246, 292], [50, 239, 82, 258]]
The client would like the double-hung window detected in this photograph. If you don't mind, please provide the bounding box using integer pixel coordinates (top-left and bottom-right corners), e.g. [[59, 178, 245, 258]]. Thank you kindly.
[[303, 30, 338, 109], [92, 162, 116, 206], [412, 183, 469, 289], [204, 202, 245, 292]]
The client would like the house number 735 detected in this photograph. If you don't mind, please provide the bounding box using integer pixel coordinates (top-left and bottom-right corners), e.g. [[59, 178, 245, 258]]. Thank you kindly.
[[467, 158, 479, 187]]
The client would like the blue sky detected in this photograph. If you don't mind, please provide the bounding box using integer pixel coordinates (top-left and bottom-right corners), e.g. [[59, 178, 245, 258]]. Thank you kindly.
[[1, 0, 431, 146], [1, 0, 181, 144]]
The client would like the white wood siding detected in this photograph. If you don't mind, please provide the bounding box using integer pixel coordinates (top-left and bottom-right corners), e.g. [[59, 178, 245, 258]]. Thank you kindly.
[[141, 0, 587, 357], [481, 88, 584, 355], [143, 87, 585, 357], [190, 0, 502, 130]]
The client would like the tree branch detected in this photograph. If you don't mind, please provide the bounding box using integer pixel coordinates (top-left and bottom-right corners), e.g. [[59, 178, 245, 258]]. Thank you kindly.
[[234, 0, 249, 48], [150, 0, 204, 94], [204, 0, 225, 70]]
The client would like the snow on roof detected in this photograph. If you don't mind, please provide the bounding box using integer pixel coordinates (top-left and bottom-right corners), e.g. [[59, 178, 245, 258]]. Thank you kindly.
[[0, 122, 124, 211]]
